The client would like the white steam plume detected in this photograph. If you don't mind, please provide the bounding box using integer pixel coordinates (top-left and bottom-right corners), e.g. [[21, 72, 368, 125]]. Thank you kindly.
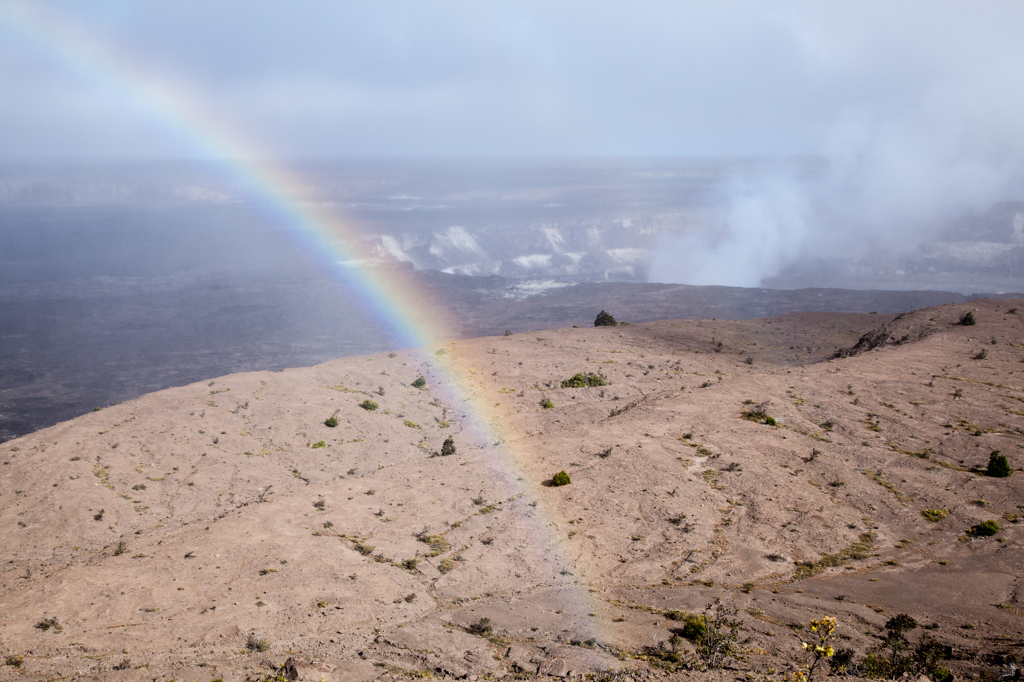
[[649, 4, 1024, 288]]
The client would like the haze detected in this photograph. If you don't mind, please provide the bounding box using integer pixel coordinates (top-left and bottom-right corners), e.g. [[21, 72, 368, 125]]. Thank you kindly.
[[1, 2, 1024, 288]]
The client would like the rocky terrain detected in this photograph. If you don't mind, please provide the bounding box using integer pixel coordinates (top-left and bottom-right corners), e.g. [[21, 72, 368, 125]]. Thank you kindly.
[[1, 298, 1022, 681]]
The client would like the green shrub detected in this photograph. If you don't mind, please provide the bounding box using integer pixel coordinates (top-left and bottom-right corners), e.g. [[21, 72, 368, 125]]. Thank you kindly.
[[594, 310, 617, 327], [541, 398, 554, 409], [245, 632, 270, 653], [690, 600, 750, 670], [959, 311, 976, 326], [561, 372, 607, 388], [551, 471, 571, 486], [324, 416, 338, 427], [359, 399, 378, 411], [741, 401, 776, 426], [921, 509, 949, 522], [441, 436, 456, 457], [467, 618, 492, 636], [311, 440, 326, 449], [680, 614, 707, 641], [438, 557, 456, 574], [411, 376, 426, 388], [986, 450, 1011, 477], [971, 520, 1000, 537]]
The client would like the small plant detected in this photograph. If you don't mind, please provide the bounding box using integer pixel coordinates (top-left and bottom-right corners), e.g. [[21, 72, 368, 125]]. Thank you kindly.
[[114, 539, 128, 556], [411, 376, 426, 388], [440, 436, 456, 457], [987, 450, 1011, 477], [541, 398, 554, 409], [112, 658, 132, 671], [35, 617, 61, 632], [561, 372, 607, 388], [799, 616, 837, 679], [324, 416, 338, 427], [245, 632, 270, 653], [418, 531, 450, 556], [878, 613, 918, 677], [311, 440, 326, 449], [959, 311, 976, 326], [970, 520, 1000, 537], [401, 558, 419, 572], [5, 655, 24, 667], [594, 310, 617, 326], [313, 498, 326, 510], [504, 329, 512, 336], [972, 348, 988, 360], [551, 470, 571, 486], [467, 618, 492, 636], [745, 356, 754, 365], [921, 508, 949, 522], [438, 557, 456, 574], [359, 399, 378, 411], [690, 599, 751, 670], [741, 401, 776, 426], [93, 509, 104, 521]]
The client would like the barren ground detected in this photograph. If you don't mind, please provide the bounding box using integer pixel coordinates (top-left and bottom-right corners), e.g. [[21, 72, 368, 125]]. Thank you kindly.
[[1, 299, 1022, 681]]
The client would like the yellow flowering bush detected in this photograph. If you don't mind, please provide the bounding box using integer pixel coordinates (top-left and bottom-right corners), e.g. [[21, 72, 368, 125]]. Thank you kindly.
[[800, 616, 837, 679]]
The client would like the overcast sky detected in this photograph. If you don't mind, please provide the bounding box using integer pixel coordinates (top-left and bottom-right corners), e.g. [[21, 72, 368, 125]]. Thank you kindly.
[[0, 1, 1021, 160]]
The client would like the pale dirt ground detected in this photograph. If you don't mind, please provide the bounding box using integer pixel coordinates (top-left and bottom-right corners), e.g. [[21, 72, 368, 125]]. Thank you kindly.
[[1, 299, 1022, 681]]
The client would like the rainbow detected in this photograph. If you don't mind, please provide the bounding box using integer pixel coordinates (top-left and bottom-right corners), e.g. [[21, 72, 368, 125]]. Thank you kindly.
[[0, 1, 604, 640]]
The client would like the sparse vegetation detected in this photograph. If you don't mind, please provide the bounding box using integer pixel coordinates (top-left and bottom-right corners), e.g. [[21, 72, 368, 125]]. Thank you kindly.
[[594, 310, 617, 327], [313, 498, 326, 510], [921, 509, 949, 522], [311, 440, 326, 448], [986, 450, 1011, 477], [959, 311, 976, 326], [411, 376, 426, 388], [541, 398, 554, 409], [468, 617, 492, 636], [359, 399, 378, 411], [5, 655, 24, 667], [245, 632, 270, 653], [324, 416, 338, 427], [561, 372, 606, 388], [741, 401, 777, 426], [970, 520, 1000, 537], [417, 530, 450, 556], [438, 557, 456, 574], [689, 599, 751, 670], [35, 617, 61, 632], [440, 436, 456, 457], [793, 532, 875, 578], [551, 470, 571, 486]]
